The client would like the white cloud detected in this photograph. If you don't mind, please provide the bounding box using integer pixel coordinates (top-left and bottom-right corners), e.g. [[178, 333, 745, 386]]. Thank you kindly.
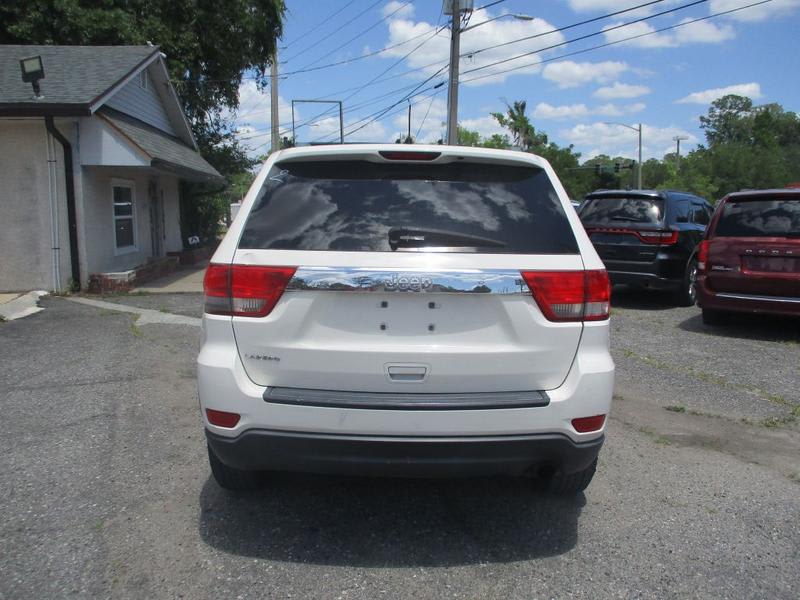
[[382, 11, 566, 86], [593, 82, 651, 99], [709, 0, 800, 21], [382, 1, 414, 19], [676, 82, 763, 104], [533, 101, 647, 120], [673, 18, 736, 44], [602, 21, 676, 48], [560, 122, 698, 160], [541, 60, 629, 89], [458, 115, 507, 140], [533, 103, 591, 120], [566, 0, 675, 16]]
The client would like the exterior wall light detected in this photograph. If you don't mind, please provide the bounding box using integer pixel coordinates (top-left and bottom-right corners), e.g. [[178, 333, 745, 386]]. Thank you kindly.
[[20, 55, 45, 99]]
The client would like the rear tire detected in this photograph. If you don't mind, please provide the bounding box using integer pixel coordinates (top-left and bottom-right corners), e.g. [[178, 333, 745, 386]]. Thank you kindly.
[[544, 458, 597, 495], [701, 307, 728, 326], [675, 258, 698, 307], [207, 444, 263, 491]]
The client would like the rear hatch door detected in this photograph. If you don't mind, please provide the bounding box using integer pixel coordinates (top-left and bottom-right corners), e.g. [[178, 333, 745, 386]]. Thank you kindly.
[[230, 154, 585, 394], [707, 195, 800, 296], [580, 194, 667, 266]]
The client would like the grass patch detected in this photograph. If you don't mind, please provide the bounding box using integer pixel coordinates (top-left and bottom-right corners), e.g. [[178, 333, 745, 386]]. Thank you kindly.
[[787, 472, 800, 484], [665, 405, 686, 413], [129, 315, 143, 337]]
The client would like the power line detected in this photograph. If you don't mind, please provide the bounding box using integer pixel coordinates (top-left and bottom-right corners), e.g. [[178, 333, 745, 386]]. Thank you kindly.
[[281, 25, 446, 76], [460, 0, 710, 77], [280, 0, 361, 51], [282, 0, 385, 64], [463, 0, 669, 58], [292, 1, 414, 72], [473, 0, 510, 12], [415, 94, 438, 139], [459, 0, 774, 84]]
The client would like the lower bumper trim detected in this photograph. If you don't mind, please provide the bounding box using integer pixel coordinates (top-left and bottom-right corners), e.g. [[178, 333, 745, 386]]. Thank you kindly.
[[206, 428, 604, 478], [263, 386, 549, 410]]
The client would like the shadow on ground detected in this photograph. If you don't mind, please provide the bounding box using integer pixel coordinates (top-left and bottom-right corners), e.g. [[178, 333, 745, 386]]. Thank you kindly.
[[198, 474, 584, 567], [610, 286, 679, 311], [679, 311, 800, 343]]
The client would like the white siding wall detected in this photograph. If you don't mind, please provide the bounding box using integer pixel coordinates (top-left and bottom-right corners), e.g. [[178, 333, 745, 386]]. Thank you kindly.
[[81, 167, 182, 275], [105, 67, 175, 135], [0, 119, 72, 292]]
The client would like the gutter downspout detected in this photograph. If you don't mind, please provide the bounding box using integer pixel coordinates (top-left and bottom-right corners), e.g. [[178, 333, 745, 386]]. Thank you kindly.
[[44, 116, 81, 290], [44, 127, 61, 292]]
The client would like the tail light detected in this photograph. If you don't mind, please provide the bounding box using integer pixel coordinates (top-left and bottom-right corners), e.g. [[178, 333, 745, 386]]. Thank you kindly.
[[586, 227, 678, 245], [378, 151, 441, 161], [697, 240, 709, 272], [634, 230, 678, 245], [572, 414, 606, 433], [521, 270, 610, 322], [203, 264, 297, 317]]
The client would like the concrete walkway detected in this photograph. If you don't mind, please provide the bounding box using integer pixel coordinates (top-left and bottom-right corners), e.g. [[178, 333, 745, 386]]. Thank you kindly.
[[0, 291, 48, 321], [131, 263, 207, 294], [66, 296, 201, 327]]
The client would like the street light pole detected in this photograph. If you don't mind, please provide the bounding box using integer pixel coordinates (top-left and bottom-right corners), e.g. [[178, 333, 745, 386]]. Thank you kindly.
[[604, 121, 643, 189], [637, 123, 642, 189], [270, 53, 280, 152], [673, 135, 688, 173]]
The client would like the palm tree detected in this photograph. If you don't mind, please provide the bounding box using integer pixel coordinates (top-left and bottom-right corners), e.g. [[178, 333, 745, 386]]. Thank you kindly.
[[491, 100, 547, 151]]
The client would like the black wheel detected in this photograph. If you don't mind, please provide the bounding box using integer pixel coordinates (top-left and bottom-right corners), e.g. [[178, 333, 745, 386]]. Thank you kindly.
[[675, 258, 698, 307], [207, 444, 264, 491], [544, 458, 597, 495], [701, 307, 728, 326]]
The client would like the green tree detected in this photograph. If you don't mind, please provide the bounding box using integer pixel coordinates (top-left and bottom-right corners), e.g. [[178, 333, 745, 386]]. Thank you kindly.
[[491, 100, 548, 151]]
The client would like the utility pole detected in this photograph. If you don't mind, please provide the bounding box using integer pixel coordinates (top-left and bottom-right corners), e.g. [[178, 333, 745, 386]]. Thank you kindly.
[[673, 135, 688, 173], [270, 53, 280, 153], [445, 0, 473, 145]]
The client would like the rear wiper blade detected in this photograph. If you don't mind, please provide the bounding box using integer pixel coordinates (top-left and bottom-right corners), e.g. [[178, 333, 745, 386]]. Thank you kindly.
[[608, 216, 648, 222], [388, 227, 506, 251]]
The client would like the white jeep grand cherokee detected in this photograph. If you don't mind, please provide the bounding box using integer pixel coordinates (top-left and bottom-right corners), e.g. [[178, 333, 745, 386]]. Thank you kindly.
[[198, 144, 614, 494]]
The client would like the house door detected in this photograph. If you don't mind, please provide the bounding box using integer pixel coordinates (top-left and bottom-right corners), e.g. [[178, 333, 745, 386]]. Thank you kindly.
[[149, 180, 165, 257]]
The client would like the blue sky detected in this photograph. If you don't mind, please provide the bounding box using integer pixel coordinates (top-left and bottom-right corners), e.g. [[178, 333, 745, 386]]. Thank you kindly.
[[231, 0, 800, 162]]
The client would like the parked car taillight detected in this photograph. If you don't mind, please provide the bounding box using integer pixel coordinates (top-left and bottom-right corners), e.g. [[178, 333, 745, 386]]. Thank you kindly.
[[636, 230, 679, 245], [585, 227, 678, 245], [203, 264, 297, 317], [697, 240, 709, 272], [521, 270, 610, 322]]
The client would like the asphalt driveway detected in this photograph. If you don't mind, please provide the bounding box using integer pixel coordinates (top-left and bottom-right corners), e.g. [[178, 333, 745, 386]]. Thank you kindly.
[[0, 292, 797, 599]]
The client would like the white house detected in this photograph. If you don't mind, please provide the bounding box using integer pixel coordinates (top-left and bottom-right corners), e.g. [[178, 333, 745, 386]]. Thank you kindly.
[[0, 45, 223, 292]]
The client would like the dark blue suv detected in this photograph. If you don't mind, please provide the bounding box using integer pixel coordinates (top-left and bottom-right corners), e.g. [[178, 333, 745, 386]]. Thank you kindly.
[[579, 189, 713, 305]]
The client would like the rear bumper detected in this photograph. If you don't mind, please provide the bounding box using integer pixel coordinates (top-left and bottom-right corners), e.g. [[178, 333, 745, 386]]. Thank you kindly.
[[697, 280, 800, 317], [206, 428, 604, 477], [605, 257, 685, 289]]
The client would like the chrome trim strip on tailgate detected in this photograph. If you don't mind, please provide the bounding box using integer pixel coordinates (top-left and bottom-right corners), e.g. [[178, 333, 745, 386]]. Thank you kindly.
[[285, 267, 529, 294], [716, 292, 800, 304], [263, 387, 550, 410]]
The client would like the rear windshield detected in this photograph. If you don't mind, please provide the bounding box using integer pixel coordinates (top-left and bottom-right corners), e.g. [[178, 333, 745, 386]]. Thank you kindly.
[[238, 160, 578, 254], [715, 198, 800, 237], [580, 196, 665, 225]]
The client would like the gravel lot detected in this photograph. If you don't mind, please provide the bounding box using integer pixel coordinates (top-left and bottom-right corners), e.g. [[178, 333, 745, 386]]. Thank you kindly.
[[1, 291, 798, 599]]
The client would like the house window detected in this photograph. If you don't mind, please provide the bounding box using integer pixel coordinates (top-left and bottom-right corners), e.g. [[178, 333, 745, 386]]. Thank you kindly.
[[139, 70, 148, 90], [112, 181, 137, 253]]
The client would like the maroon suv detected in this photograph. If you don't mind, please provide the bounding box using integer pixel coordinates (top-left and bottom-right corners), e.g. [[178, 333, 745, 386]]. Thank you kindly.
[[697, 189, 800, 324]]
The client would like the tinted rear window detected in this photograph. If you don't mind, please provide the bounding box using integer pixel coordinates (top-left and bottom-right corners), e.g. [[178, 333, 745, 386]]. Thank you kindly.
[[715, 198, 800, 237], [238, 160, 578, 253], [580, 196, 665, 225]]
